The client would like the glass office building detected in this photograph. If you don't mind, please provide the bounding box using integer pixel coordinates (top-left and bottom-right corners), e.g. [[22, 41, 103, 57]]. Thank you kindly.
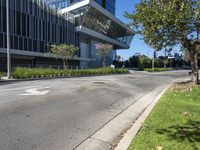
[[94, 0, 115, 15], [0, 0, 133, 70], [46, 0, 115, 15], [0, 0, 78, 70], [60, 0, 133, 67]]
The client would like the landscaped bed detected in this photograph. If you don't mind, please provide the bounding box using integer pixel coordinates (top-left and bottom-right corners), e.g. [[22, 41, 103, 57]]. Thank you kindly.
[[11, 67, 129, 79], [128, 83, 200, 150], [144, 68, 173, 72], [0, 72, 5, 78]]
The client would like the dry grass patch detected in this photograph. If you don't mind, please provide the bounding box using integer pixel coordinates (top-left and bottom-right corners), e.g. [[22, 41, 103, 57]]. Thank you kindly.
[[170, 81, 199, 92]]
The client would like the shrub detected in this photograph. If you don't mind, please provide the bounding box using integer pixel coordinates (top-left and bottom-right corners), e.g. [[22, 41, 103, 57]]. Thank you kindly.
[[144, 68, 173, 72], [0, 72, 5, 78], [11, 67, 129, 79]]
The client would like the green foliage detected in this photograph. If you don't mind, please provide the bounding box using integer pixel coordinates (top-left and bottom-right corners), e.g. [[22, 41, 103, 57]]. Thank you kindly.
[[129, 55, 139, 68], [125, 0, 200, 51], [50, 44, 79, 58], [144, 68, 173, 72], [129, 86, 200, 150], [49, 44, 79, 69], [154, 59, 163, 68], [95, 43, 113, 67], [129, 55, 163, 70], [138, 55, 152, 70], [0, 72, 4, 78], [126, 0, 200, 83], [96, 43, 113, 58], [116, 55, 121, 61], [11, 67, 129, 79]]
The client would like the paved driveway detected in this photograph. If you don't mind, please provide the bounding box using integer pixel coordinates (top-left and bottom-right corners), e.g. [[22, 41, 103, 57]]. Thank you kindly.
[[0, 70, 188, 150]]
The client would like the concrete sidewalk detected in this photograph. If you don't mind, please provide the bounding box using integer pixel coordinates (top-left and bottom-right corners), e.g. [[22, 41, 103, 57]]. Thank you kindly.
[[74, 84, 170, 150]]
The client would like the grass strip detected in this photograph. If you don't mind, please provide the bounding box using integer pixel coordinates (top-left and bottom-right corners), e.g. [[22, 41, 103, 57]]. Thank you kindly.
[[128, 86, 200, 150], [144, 68, 173, 72]]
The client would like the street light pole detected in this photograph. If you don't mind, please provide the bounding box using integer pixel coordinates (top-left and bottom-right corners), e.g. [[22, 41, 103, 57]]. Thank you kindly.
[[152, 51, 155, 72], [6, 0, 11, 79]]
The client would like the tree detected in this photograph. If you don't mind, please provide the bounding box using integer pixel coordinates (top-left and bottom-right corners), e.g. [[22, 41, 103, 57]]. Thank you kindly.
[[184, 50, 191, 62], [113, 55, 123, 67], [116, 55, 121, 61], [138, 55, 152, 70], [126, 0, 200, 84], [95, 43, 113, 67], [124, 60, 130, 68], [163, 59, 169, 68], [50, 44, 79, 69], [129, 55, 140, 67]]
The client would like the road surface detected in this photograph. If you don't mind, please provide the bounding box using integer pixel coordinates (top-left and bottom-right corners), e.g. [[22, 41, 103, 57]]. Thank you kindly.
[[0, 70, 188, 150]]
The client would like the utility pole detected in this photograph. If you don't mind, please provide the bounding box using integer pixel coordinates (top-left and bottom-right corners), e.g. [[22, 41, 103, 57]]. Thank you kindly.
[[6, 0, 11, 79]]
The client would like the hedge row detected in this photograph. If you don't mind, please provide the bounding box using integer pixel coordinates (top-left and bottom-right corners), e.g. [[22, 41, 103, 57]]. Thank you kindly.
[[0, 72, 5, 78], [11, 67, 129, 79], [144, 68, 173, 72]]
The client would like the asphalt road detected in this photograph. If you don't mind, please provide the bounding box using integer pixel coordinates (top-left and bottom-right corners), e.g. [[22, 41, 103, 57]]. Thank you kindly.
[[0, 70, 188, 150]]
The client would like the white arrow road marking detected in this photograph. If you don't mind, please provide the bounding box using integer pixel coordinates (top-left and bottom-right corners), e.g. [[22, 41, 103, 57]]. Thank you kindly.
[[19, 87, 50, 96], [0, 85, 44, 92]]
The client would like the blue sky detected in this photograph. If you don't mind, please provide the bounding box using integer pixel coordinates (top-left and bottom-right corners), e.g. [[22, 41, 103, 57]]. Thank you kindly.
[[115, 0, 180, 60], [115, 0, 155, 60], [115, 0, 182, 60]]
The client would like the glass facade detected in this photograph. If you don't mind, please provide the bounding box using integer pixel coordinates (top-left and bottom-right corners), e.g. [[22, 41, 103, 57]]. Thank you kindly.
[[94, 0, 115, 15], [0, 0, 75, 53], [46, 0, 116, 15], [72, 6, 133, 46], [45, 0, 72, 9], [83, 7, 133, 45], [0, 0, 132, 70]]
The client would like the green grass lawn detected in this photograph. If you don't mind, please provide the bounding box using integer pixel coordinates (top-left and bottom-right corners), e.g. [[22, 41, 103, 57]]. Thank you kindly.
[[128, 86, 200, 150]]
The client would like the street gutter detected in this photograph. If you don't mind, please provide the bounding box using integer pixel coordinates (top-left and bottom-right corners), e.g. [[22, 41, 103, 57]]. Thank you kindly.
[[74, 78, 189, 150]]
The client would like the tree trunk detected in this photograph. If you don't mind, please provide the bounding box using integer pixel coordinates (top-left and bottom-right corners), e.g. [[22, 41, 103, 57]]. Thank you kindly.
[[103, 58, 106, 67], [189, 49, 199, 84], [181, 36, 199, 84], [152, 57, 155, 71], [63, 59, 66, 70], [66, 59, 68, 69]]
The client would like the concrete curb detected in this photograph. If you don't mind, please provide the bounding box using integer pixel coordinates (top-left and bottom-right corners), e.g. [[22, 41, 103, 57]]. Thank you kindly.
[[114, 84, 172, 150], [74, 84, 171, 150]]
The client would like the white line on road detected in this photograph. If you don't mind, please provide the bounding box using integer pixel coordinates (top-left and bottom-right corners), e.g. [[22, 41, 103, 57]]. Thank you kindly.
[[0, 85, 45, 92]]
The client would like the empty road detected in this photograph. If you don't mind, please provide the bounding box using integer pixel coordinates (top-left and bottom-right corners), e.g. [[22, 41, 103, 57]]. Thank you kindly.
[[0, 71, 188, 150]]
